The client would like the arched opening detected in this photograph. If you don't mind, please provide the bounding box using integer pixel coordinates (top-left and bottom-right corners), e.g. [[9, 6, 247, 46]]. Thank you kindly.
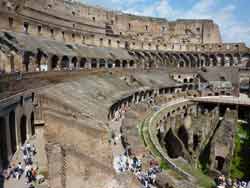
[[129, 60, 134, 67], [72, 57, 78, 69], [122, 60, 127, 68], [20, 115, 27, 145], [217, 54, 224, 66], [225, 54, 234, 66], [215, 156, 225, 171], [107, 59, 113, 68], [178, 126, 189, 149], [80, 58, 86, 68], [115, 60, 120, 68], [183, 78, 188, 83], [164, 129, 184, 159], [31, 112, 35, 136], [9, 111, 17, 154], [99, 59, 106, 68], [241, 53, 250, 67], [0, 117, 8, 169], [210, 55, 217, 67], [193, 134, 199, 150], [51, 55, 59, 70], [179, 61, 184, 68], [61, 56, 70, 69], [91, 58, 97, 68], [23, 52, 31, 72]]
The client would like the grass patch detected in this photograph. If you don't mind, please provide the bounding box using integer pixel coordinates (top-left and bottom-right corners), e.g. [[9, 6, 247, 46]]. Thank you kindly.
[[160, 160, 170, 170], [230, 122, 250, 180]]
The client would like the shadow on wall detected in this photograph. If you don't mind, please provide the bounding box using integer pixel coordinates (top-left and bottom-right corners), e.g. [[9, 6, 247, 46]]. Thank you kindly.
[[0, 176, 4, 188]]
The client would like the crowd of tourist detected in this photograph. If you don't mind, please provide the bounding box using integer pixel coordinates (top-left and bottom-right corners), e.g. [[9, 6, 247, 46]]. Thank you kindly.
[[113, 153, 161, 188], [0, 142, 44, 187], [215, 175, 250, 188], [111, 96, 162, 188]]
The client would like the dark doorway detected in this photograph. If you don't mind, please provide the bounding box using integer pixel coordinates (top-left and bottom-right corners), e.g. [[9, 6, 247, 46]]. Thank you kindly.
[[91, 59, 97, 68], [31, 112, 35, 136], [178, 126, 189, 149], [100, 59, 106, 68], [193, 134, 199, 150], [61, 56, 69, 69], [20, 115, 27, 145], [80, 58, 86, 68], [164, 129, 184, 158], [115, 60, 120, 68], [0, 117, 8, 169], [51, 55, 59, 69], [215, 156, 225, 171], [9, 111, 17, 154], [72, 57, 78, 69]]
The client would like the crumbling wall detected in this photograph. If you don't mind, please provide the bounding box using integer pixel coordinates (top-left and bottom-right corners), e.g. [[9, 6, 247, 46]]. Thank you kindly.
[[209, 109, 237, 176]]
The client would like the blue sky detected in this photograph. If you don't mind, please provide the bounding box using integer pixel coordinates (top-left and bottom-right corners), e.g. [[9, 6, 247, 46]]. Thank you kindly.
[[80, 0, 250, 46]]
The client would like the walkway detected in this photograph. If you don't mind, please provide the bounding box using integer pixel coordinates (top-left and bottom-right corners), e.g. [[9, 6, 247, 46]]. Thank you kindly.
[[4, 127, 48, 188], [192, 96, 250, 106]]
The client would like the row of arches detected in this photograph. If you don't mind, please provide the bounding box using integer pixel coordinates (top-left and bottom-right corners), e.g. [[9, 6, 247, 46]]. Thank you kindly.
[[130, 50, 250, 68], [49, 55, 136, 71], [108, 83, 197, 119], [0, 111, 35, 170]]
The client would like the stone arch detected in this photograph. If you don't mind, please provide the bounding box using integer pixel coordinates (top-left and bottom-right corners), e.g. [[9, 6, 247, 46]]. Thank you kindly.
[[129, 60, 135, 67], [178, 126, 189, 149], [200, 54, 209, 67], [107, 59, 113, 68], [233, 53, 240, 66], [217, 54, 225, 66], [172, 53, 180, 67], [80, 58, 86, 68], [187, 53, 196, 68], [164, 52, 171, 64], [215, 156, 225, 171], [23, 52, 31, 72], [20, 115, 27, 145], [115, 59, 121, 68], [122, 60, 128, 68], [164, 129, 184, 159], [51, 55, 59, 70], [180, 54, 190, 67], [179, 60, 185, 68], [99, 59, 106, 68], [71, 56, 78, 68], [30, 112, 35, 136], [209, 54, 217, 67], [241, 53, 250, 67], [36, 49, 46, 71], [91, 58, 97, 68], [225, 54, 234, 66], [193, 54, 199, 67], [9, 110, 17, 154], [61, 56, 70, 69], [0, 117, 8, 169]]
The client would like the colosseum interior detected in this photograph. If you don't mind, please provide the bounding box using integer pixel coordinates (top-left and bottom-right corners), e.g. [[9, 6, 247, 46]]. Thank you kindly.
[[0, 0, 250, 188]]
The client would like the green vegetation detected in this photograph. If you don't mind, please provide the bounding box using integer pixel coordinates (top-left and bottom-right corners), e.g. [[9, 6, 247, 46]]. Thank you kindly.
[[198, 142, 211, 175], [138, 110, 216, 188], [159, 160, 170, 170], [175, 160, 216, 188], [230, 122, 250, 180]]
